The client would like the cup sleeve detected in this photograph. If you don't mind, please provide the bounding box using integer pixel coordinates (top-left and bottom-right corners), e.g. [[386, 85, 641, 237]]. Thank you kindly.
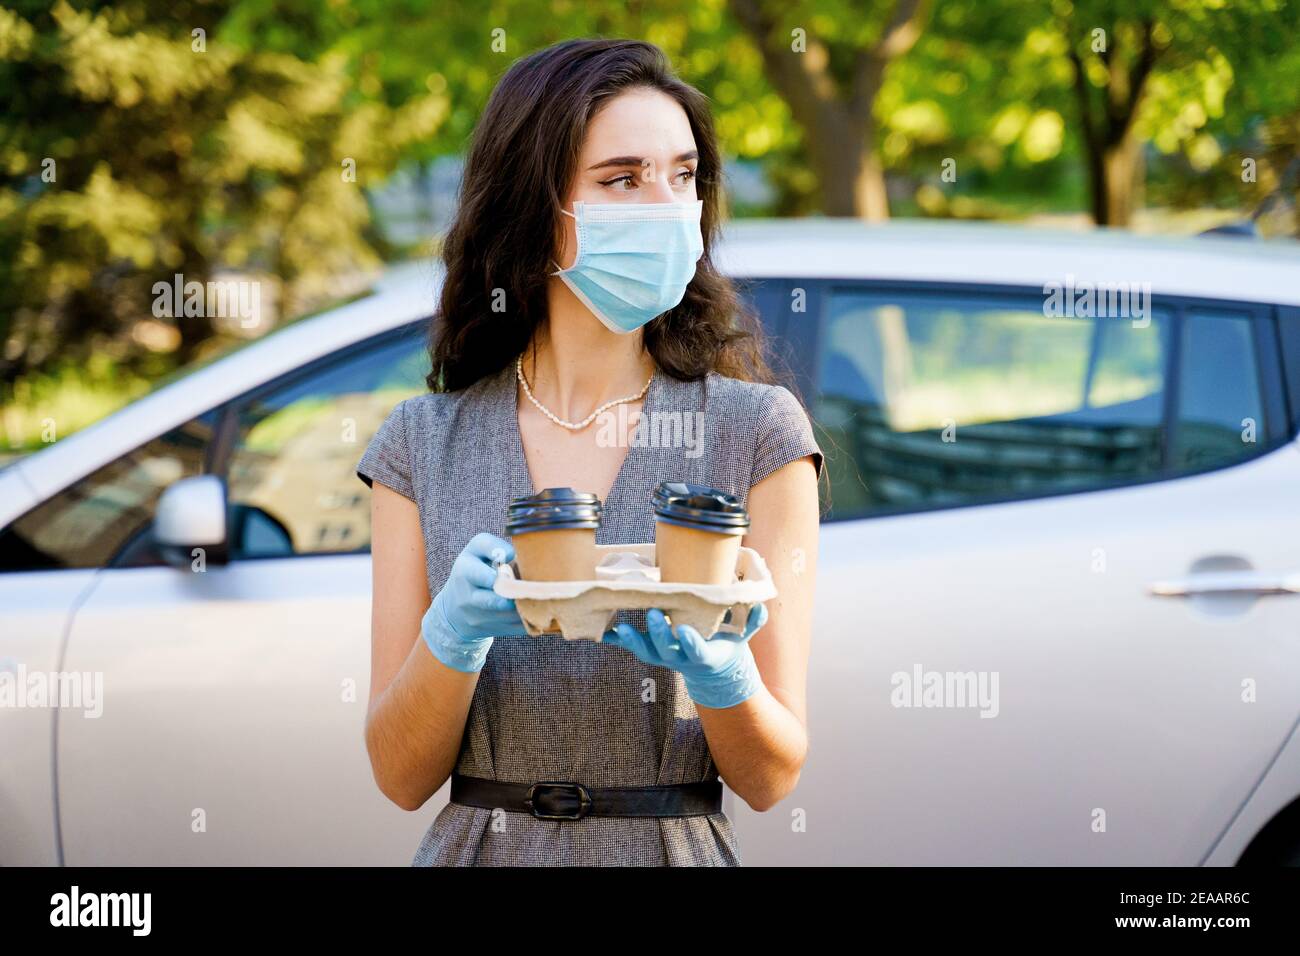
[[356, 400, 416, 502], [751, 385, 824, 488]]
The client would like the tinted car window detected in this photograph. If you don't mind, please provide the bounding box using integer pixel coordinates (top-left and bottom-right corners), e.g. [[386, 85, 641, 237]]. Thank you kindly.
[[224, 329, 428, 558], [814, 290, 1171, 518], [0, 410, 218, 571], [1172, 311, 1265, 470]]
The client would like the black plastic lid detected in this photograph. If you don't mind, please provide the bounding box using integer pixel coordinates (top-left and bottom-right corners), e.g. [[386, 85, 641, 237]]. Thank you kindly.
[[506, 487, 603, 534], [652, 481, 749, 535], [508, 487, 602, 511]]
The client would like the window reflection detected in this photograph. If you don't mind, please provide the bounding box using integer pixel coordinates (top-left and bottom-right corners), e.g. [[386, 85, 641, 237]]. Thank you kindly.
[[0, 412, 216, 570], [225, 333, 428, 558], [815, 292, 1170, 519]]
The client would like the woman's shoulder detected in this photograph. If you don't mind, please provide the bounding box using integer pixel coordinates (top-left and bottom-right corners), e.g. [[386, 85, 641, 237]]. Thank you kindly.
[[399, 366, 510, 427], [356, 370, 509, 497], [702, 371, 824, 484], [702, 371, 808, 420], [398, 389, 456, 424]]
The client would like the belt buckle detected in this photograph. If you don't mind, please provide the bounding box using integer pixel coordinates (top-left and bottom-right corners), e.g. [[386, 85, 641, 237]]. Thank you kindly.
[[525, 781, 593, 820]]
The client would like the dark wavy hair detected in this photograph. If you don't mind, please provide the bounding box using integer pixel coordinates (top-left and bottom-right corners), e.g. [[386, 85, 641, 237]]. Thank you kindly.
[[426, 38, 776, 392]]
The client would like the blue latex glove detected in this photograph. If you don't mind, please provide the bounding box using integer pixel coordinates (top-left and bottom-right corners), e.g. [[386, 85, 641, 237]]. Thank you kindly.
[[421, 533, 529, 673], [602, 604, 768, 709]]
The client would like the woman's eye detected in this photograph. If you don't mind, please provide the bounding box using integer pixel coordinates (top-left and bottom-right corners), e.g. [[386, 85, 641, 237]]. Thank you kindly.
[[600, 169, 694, 190]]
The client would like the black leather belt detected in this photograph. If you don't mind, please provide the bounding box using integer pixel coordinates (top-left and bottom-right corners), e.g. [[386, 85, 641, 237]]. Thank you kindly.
[[450, 773, 722, 820]]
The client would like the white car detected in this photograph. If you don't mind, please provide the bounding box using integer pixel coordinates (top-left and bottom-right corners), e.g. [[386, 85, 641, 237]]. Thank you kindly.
[[2, 221, 1299, 866]]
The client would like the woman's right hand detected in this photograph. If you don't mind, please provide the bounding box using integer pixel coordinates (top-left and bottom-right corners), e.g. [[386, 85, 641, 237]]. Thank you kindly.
[[421, 533, 529, 673]]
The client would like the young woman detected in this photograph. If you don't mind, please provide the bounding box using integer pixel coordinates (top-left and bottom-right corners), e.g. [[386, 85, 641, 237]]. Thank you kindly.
[[356, 38, 822, 866]]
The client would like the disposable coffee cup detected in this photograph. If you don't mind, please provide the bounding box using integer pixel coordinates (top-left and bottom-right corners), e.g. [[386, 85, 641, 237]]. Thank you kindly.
[[652, 481, 749, 585], [506, 487, 602, 582]]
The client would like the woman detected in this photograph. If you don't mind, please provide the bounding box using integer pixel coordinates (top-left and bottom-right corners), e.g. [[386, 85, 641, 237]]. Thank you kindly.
[[356, 38, 822, 866]]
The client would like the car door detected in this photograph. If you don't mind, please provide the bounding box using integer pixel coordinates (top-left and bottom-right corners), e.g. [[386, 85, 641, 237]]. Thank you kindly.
[[0, 410, 221, 864], [730, 283, 1300, 864], [57, 323, 434, 864]]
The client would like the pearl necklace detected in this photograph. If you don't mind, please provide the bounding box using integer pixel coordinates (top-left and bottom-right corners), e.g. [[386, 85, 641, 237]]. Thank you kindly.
[[516, 356, 653, 431]]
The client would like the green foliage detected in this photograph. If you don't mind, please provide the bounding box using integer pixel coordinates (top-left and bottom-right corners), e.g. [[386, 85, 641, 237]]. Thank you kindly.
[[1, 0, 1296, 446], [0, 0, 447, 406]]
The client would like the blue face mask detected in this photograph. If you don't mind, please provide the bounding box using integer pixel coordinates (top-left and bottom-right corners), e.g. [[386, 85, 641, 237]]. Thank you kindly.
[[552, 199, 705, 334]]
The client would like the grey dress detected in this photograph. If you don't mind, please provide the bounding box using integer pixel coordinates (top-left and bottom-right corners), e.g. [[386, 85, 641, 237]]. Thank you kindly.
[[355, 361, 823, 866]]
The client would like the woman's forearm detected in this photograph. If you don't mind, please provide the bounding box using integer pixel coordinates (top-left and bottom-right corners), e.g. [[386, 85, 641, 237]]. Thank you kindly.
[[696, 685, 808, 812], [365, 637, 479, 811]]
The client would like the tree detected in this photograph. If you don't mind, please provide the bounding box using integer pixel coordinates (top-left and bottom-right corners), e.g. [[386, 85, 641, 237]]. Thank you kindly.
[[1060, 8, 1162, 225], [0, 0, 447, 408], [1055, 0, 1297, 226], [727, 0, 931, 219]]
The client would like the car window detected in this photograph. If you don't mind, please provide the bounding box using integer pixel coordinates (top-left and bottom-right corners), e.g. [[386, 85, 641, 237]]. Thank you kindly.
[[814, 289, 1172, 519], [224, 328, 429, 559], [1172, 310, 1265, 470], [0, 410, 219, 571]]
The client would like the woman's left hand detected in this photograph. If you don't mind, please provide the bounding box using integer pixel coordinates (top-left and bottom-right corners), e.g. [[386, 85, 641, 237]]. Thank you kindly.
[[601, 604, 768, 710]]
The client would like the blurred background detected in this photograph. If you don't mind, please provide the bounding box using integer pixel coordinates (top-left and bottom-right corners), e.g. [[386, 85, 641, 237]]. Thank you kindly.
[[2, 0, 1298, 459]]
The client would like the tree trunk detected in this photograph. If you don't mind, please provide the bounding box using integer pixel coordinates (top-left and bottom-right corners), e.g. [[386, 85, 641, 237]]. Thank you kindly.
[[814, 122, 888, 219], [727, 0, 926, 221], [1100, 133, 1141, 226], [1066, 17, 1158, 227], [174, 240, 214, 365], [855, 132, 890, 221]]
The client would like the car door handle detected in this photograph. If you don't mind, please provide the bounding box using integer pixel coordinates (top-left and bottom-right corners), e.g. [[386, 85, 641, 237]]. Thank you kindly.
[[1147, 570, 1300, 597]]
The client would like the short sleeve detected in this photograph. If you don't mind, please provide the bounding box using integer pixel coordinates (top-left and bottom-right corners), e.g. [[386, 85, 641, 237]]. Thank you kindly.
[[751, 385, 824, 487], [356, 399, 415, 501]]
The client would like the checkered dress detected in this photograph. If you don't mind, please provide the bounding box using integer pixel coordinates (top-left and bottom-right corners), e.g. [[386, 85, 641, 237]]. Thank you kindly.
[[356, 362, 823, 866]]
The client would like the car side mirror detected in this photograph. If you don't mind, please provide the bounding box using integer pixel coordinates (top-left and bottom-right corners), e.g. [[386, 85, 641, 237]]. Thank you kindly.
[[154, 475, 230, 569]]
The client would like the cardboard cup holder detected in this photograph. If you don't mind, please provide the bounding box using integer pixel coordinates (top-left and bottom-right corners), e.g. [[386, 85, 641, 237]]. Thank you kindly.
[[493, 543, 776, 642]]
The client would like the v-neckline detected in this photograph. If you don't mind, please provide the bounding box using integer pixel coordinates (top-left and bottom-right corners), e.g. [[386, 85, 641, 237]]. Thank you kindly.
[[503, 361, 664, 515]]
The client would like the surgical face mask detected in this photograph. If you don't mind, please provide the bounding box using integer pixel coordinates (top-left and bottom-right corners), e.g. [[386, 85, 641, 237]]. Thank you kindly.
[[551, 199, 705, 334]]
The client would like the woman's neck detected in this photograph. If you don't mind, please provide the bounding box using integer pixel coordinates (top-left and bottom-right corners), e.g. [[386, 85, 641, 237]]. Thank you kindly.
[[520, 283, 657, 421]]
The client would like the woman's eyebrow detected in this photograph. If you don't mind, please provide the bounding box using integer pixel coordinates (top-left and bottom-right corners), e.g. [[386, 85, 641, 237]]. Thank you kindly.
[[587, 150, 699, 171]]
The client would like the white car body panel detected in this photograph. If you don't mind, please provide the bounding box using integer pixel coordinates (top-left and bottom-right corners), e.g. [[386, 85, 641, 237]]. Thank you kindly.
[[730, 440, 1300, 864], [0, 569, 99, 865], [1205, 713, 1300, 865], [55, 556, 433, 865], [717, 221, 1300, 307], [2, 222, 1299, 865]]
